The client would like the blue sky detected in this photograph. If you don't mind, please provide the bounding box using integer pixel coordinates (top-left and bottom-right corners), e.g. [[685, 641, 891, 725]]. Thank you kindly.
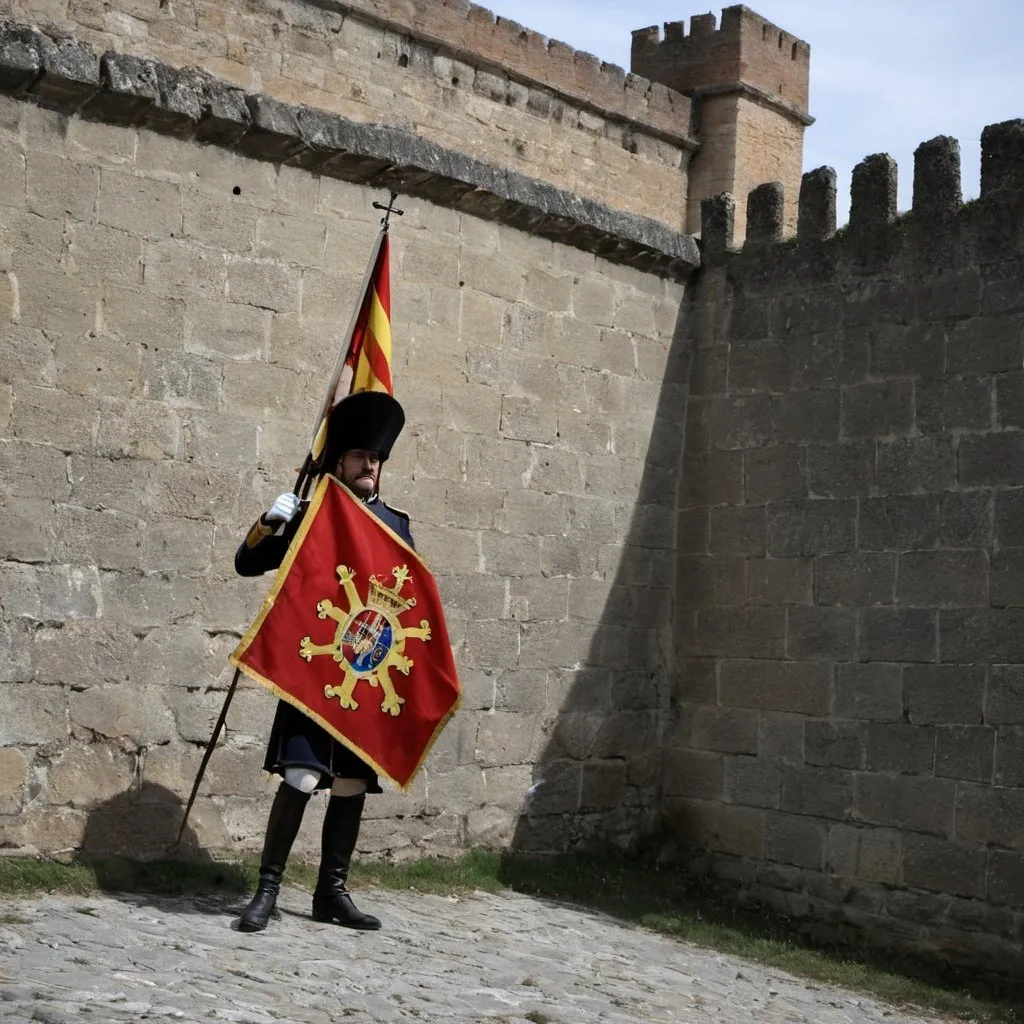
[[482, 0, 1024, 224]]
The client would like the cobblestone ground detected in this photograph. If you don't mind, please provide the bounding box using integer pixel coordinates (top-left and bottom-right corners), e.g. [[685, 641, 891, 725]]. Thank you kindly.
[[0, 886, 943, 1023]]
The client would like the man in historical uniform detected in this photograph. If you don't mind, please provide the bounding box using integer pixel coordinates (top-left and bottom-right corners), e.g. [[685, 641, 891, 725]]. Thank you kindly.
[[233, 390, 410, 934]]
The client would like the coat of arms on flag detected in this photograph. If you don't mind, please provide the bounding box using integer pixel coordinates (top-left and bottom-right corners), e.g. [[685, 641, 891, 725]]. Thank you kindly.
[[229, 474, 460, 789]]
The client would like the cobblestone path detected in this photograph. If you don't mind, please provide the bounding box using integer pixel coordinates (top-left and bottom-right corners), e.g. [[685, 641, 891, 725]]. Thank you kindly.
[[0, 886, 942, 1023]]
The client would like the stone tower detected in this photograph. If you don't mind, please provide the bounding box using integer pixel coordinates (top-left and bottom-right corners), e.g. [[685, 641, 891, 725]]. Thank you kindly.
[[632, 5, 812, 241]]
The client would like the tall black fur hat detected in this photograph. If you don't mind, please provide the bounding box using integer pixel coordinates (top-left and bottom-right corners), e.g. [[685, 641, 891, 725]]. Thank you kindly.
[[319, 390, 405, 469]]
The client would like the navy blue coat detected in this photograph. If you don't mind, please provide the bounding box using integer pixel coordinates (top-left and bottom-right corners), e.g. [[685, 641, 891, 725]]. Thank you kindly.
[[235, 492, 415, 791]]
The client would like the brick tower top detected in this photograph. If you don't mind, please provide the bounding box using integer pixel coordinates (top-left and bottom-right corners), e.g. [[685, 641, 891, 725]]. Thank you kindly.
[[631, 5, 810, 118]]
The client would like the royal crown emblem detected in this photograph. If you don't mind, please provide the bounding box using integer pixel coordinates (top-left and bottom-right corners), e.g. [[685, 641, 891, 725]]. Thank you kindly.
[[298, 564, 431, 716]]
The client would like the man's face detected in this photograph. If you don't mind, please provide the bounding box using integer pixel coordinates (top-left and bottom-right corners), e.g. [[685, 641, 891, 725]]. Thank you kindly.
[[336, 449, 381, 499]]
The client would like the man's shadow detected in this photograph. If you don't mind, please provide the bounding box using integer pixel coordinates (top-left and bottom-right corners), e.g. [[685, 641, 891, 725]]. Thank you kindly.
[[78, 781, 252, 918]]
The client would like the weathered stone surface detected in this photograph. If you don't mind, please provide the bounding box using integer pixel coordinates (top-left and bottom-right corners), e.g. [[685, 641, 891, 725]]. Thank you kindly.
[[0, 746, 29, 814], [47, 741, 134, 807]]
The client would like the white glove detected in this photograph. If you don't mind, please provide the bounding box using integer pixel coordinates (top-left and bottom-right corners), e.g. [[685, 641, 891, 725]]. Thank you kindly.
[[265, 492, 300, 524]]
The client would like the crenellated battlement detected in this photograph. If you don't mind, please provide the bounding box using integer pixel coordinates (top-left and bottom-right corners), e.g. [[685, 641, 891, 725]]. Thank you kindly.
[[631, 5, 810, 113], [701, 119, 1024, 265], [332, 0, 696, 142]]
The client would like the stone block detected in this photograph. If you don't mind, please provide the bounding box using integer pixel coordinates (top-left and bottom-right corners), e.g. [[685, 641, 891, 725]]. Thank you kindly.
[[580, 759, 630, 810], [988, 850, 1024, 908], [876, 437, 956, 495], [709, 505, 765, 556], [496, 487, 569, 537], [0, 496, 55, 561], [940, 492, 991, 548], [902, 834, 987, 899], [860, 608, 936, 663], [33, 621, 137, 687], [869, 321, 945, 378], [0, 684, 67, 746], [0, 619, 33, 683], [865, 723, 935, 775], [474, 710, 537, 768], [745, 558, 813, 606], [98, 169, 182, 238], [680, 450, 743, 508], [764, 812, 825, 870], [53, 504, 142, 571], [12, 384, 100, 452], [805, 720, 865, 769], [2, 807, 87, 858], [948, 315, 1024, 374], [26, 154, 98, 221], [859, 495, 939, 551], [460, 619, 520, 669], [854, 774, 956, 836], [841, 380, 913, 438], [781, 765, 853, 821], [96, 397, 180, 461], [994, 727, 1024, 786], [988, 665, 1024, 724], [69, 684, 175, 745], [224, 257, 301, 314], [898, 550, 988, 607], [510, 577, 570, 624], [956, 782, 1024, 848], [805, 441, 874, 498], [815, 552, 894, 607], [997, 371, 1024, 429], [691, 706, 759, 755], [686, 607, 786, 660], [771, 390, 839, 445], [990, 550, 1024, 607], [834, 663, 903, 722], [129, 622, 228, 689], [663, 748, 723, 800], [787, 605, 855, 660], [916, 375, 992, 434], [941, 608, 1024, 664], [904, 665, 985, 725], [719, 660, 830, 715], [935, 726, 994, 783], [47, 741, 135, 808], [744, 446, 807, 503], [959, 433, 1024, 487], [767, 499, 856, 558], [995, 489, 1024, 547], [758, 711, 805, 763], [0, 747, 29, 814]]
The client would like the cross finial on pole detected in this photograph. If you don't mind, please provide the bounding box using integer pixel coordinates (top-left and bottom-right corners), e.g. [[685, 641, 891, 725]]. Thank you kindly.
[[372, 192, 404, 231]]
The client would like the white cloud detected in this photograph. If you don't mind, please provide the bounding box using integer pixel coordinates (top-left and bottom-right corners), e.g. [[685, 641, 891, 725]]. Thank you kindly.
[[480, 0, 1024, 223]]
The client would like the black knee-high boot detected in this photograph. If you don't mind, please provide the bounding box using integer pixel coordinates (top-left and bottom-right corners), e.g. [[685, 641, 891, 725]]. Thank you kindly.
[[238, 782, 310, 933], [311, 794, 381, 930]]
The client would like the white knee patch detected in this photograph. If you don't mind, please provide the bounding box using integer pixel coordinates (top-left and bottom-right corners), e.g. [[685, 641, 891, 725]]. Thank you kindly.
[[331, 777, 368, 797], [284, 768, 320, 794]]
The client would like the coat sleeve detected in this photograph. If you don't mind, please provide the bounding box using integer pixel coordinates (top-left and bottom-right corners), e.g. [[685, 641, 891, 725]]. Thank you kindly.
[[234, 508, 304, 577]]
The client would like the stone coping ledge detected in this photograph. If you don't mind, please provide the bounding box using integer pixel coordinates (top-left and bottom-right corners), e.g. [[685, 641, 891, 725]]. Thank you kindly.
[[0, 20, 701, 282]]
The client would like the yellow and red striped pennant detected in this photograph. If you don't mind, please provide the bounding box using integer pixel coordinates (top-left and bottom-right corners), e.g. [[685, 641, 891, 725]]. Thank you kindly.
[[346, 233, 393, 395], [309, 232, 395, 466]]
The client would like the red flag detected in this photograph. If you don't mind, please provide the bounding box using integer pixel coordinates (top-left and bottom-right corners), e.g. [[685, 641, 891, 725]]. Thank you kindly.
[[230, 475, 460, 789]]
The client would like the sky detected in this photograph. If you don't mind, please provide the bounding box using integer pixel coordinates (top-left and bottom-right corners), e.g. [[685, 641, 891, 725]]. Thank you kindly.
[[480, 0, 1024, 224]]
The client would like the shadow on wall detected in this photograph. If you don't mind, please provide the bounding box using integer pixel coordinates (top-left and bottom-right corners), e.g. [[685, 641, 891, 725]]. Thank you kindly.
[[80, 782, 203, 863], [510, 299, 692, 854], [77, 781, 250, 914]]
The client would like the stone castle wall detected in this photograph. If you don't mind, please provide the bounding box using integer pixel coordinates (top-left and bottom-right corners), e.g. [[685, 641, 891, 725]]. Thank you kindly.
[[5, 0, 696, 230], [668, 125, 1024, 974], [0, 23, 690, 862]]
